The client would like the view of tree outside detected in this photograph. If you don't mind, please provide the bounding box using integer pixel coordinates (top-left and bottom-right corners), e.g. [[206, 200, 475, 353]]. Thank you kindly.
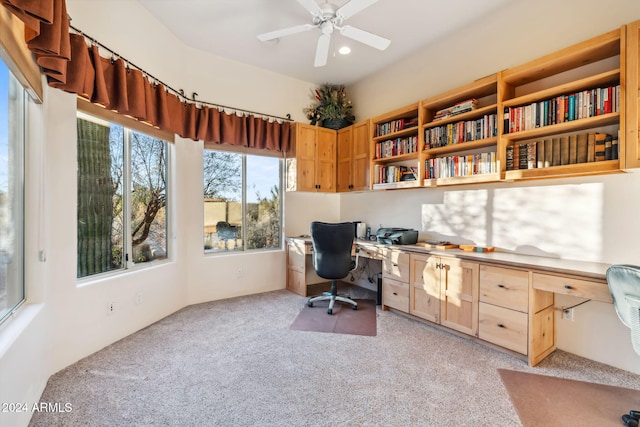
[[77, 114, 168, 279], [0, 60, 25, 323], [203, 149, 282, 252]]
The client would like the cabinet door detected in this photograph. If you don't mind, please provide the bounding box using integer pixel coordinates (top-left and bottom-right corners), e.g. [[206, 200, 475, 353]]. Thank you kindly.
[[440, 258, 479, 336], [336, 126, 353, 192], [296, 124, 317, 192], [352, 120, 370, 191], [409, 254, 440, 323], [316, 127, 337, 192]]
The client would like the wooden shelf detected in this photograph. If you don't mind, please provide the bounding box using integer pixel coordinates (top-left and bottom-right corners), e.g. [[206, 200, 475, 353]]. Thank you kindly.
[[373, 151, 419, 164], [502, 69, 620, 109], [373, 126, 418, 142], [423, 173, 501, 187], [424, 137, 497, 157], [504, 160, 621, 181], [502, 112, 619, 142], [372, 180, 421, 190]]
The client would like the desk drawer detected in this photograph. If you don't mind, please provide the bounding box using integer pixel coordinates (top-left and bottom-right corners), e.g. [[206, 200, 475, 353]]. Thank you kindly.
[[479, 302, 528, 354], [532, 273, 612, 303], [382, 250, 410, 282], [382, 277, 409, 313], [480, 265, 529, 312]]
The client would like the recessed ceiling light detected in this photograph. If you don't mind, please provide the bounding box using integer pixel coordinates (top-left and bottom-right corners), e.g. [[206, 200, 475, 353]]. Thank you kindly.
[[338, 46, 351, 55]]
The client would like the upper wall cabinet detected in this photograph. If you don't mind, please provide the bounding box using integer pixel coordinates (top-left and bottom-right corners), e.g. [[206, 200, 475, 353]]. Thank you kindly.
[[499, 26, 625, 181], [286, 123, 337, 192], [626, 20, 640, 169], [420, 73, 501, 187], [337, 119, 370, 192]]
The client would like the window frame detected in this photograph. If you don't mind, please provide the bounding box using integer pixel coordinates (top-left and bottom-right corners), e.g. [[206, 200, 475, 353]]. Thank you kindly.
[[0, 62, 26, 325], [203, 146, 284, 255], [76, 100, 173, 281]]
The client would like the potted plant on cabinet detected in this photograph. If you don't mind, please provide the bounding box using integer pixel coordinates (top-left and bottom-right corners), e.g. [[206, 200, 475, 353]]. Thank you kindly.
[[303, 83, 355, 130]]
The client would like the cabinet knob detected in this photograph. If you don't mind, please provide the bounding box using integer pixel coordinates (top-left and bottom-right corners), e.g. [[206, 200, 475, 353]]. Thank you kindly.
[[392, 292, 398, 296], [497, 323, 505, 328], [497, 284, 505, 288], [564, 285, 573, 290]]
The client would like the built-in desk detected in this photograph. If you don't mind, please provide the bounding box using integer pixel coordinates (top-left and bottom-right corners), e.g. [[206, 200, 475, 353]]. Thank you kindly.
[[285, 237, 613, 366]]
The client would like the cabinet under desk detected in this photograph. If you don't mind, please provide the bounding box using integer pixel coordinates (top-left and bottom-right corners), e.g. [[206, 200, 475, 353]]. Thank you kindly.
[[285, 237, 612, 366]]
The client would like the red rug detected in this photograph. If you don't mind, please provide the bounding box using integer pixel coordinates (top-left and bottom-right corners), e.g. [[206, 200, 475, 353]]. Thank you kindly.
[[289, 299, 377, 336], [498, 368, 640, 427]]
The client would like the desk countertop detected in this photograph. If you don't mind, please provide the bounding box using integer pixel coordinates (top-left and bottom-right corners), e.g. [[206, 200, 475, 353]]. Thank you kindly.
[[286, 236, 610, 281]]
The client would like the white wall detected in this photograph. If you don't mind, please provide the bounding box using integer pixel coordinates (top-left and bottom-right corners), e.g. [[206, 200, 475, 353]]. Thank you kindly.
[[347, 0, 640, 373]]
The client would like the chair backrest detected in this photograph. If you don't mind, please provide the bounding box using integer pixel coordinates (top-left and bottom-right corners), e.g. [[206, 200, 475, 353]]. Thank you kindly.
[[606, 264, 640, 355], [310, 221, 354, 280]]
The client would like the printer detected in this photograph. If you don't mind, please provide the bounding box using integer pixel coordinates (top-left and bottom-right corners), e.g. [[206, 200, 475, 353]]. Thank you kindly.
[[376, 228, 419, 245]]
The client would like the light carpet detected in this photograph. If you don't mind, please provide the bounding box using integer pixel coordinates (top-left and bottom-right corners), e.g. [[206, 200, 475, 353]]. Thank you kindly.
[[28, 288, 640, 426]]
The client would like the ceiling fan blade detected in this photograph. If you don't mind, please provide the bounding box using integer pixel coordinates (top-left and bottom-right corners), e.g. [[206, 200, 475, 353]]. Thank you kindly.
[[297, 0, 323, 17], [257, 24, 314, 42], [336, 0, 379, 20], [314, 33, 331, 67], [340, 25, 390, 50]]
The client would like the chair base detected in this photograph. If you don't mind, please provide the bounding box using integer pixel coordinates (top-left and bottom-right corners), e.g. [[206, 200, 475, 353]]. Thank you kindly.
[[307, 281, 358, 315]]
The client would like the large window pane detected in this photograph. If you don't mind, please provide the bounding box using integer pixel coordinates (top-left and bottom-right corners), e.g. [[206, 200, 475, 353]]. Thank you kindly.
[[203, 149, 282, 253], [77, 113, 169, 279], [77, 117, 123, 277], [203, 151, 242, 252], [130, 131, 167, 264], [246, 155, 281, 250], [0, 60, 25, 323]]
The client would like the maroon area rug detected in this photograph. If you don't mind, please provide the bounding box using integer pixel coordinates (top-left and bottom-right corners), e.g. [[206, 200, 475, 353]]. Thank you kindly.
[[290, 299, 377, 336], [498, 368, 640, 427]]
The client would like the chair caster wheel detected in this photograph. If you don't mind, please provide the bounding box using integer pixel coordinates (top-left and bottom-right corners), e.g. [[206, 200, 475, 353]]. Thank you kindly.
[[307, 301, 313, 307], [327, 308, 333, 315], [352, 305, 357, 310]]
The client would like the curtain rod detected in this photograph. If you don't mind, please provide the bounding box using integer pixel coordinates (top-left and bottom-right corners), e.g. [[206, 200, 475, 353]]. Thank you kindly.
[[69, 24, 293, 122]]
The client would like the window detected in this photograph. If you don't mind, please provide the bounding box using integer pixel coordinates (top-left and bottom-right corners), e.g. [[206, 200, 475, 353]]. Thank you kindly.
[[0, 59, 25, 323], [203, 149, 282, 253], [77, 112, 169, 279]]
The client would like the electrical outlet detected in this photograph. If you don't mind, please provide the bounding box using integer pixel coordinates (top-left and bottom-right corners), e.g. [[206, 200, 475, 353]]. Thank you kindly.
[[236, 267, 244, 278], [107, 302, 115, 315], [562, 308, 574, 321], [135, 292, 142, 305]]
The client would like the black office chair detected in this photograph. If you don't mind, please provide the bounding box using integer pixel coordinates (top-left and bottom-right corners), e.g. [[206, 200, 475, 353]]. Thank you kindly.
[[307, 221, 359, 315], [605, 264, 640, 427]]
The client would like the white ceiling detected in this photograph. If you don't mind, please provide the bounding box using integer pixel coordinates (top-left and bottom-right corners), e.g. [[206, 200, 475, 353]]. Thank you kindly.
[[138, 0, 513, 86]]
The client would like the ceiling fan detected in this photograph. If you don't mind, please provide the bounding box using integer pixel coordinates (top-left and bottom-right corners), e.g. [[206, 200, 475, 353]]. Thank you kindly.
[[257, 0, 391, 67]]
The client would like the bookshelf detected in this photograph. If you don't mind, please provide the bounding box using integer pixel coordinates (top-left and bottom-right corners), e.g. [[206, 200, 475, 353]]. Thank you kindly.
[[419, 74, 501, 187], [360, 20, 640, 192], [370, 102, 422, 190], [500, 27, 625, 181]]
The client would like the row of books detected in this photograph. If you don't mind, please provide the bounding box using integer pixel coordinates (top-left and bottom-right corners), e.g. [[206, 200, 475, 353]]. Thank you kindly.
[[425, 152, 497, 179], [505, 132, 619, 170], [375, 116, 418, 137], [424, 113, 498, 149], [374, 164, 419, 184], [433, 98, 478, 121], [375, 136, 418, 159], [504, 85, 620, 134]]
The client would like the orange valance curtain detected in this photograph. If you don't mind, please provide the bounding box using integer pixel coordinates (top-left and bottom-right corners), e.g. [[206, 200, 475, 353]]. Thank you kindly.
[[0, 0, 291, 152]]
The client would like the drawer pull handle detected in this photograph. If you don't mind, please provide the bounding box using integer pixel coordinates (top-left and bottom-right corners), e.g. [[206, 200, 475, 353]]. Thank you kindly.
[[497, 323, 505, 328], [564, 285, 573, 290]]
